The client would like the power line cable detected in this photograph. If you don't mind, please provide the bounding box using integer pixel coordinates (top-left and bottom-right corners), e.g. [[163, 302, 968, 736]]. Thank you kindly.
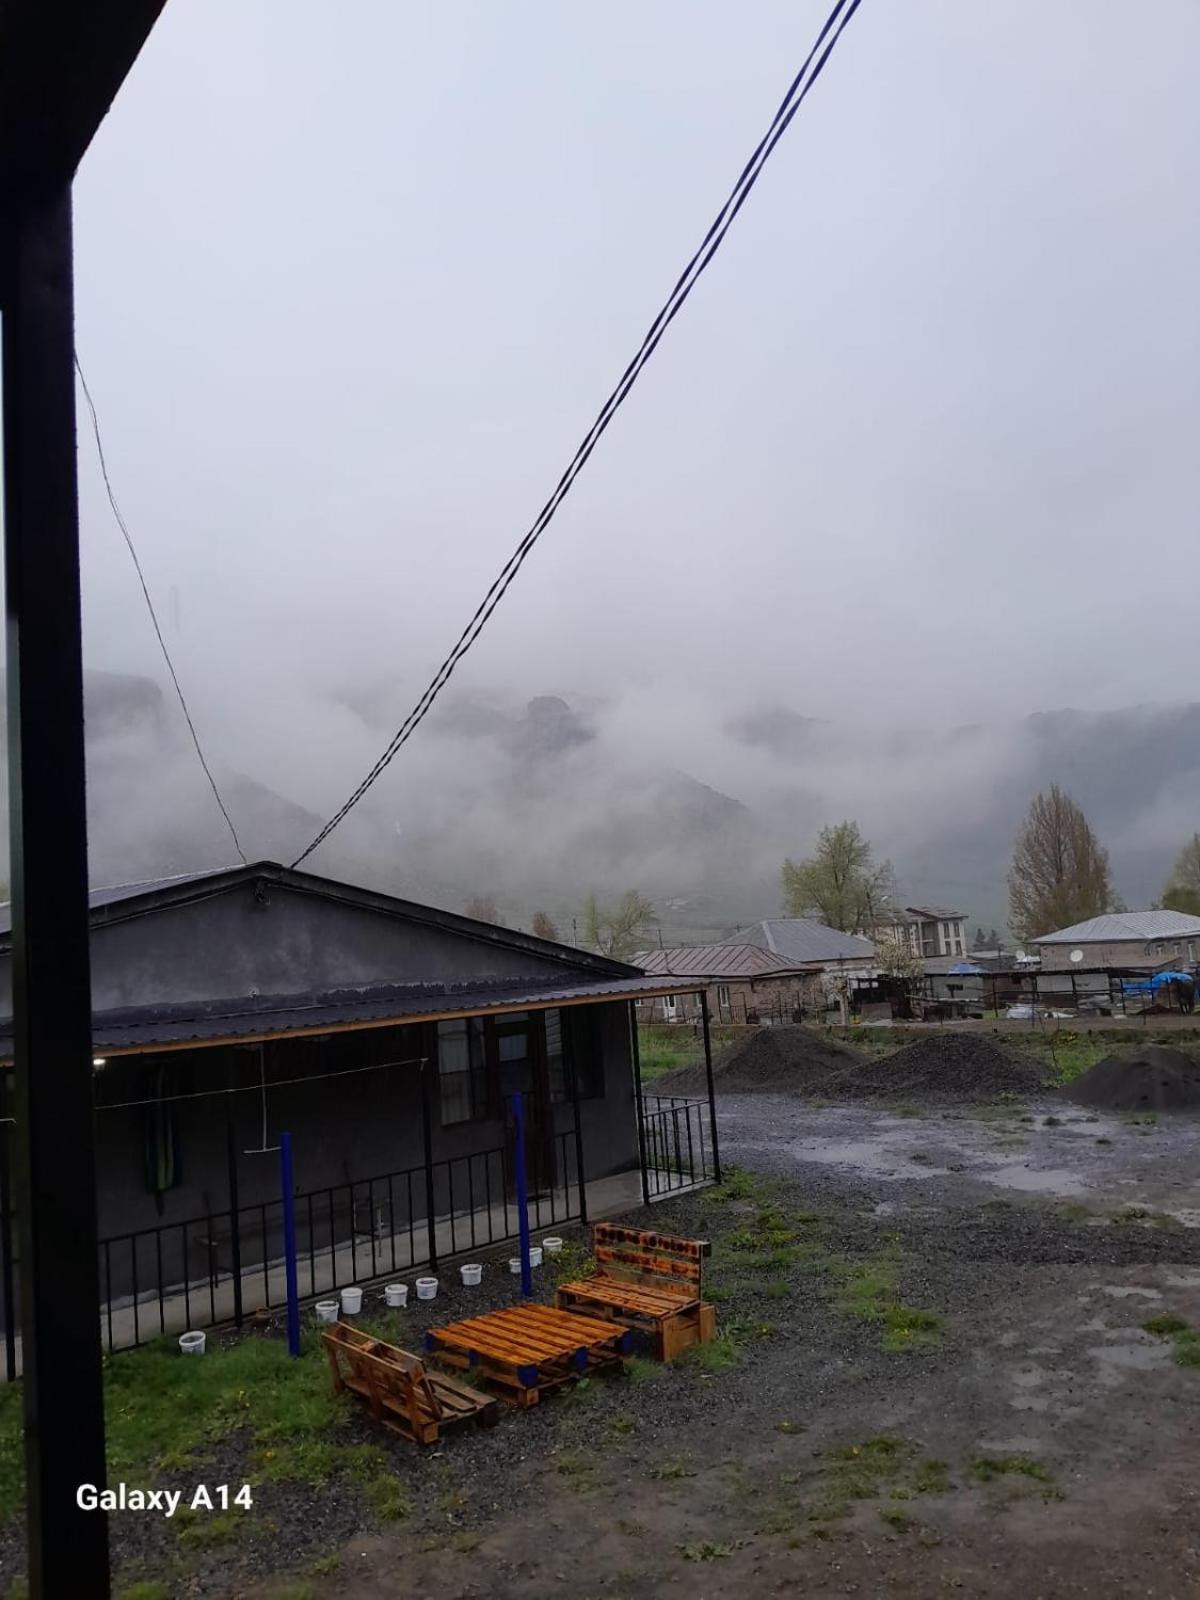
[[292, 0, 864, 868], [75, 355, 248, 866]]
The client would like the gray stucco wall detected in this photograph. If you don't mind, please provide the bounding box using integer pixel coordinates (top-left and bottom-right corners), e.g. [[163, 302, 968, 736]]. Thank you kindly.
[[85, 1002, 638, 1302], [0, 879, 593, 1016]]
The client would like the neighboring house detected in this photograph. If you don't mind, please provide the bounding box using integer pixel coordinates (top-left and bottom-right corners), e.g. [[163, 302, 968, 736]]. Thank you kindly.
[[729, 918, 877, 968], [0, 861, 708, 1359], [873, 906, 968, 960], [632, 943, 816, 1026], [1031, 910, 1200, 973]]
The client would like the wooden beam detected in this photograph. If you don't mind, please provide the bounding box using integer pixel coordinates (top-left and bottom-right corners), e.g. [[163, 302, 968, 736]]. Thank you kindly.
[[0, 0, 168, 223]]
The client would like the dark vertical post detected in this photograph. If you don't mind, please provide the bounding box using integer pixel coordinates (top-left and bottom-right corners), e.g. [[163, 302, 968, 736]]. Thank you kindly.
[[279, 1134, 300, 1357], [699, 990, 722, 1185], [419, 1058, 438, 1271], [628, 1002, 651, 1207], [568, 1044, 588, 1227], [510, 1091, 532, 1298], [225, 1101, 243, 1329], [2, 186, 110, 1596], [0, 1116, 16, 1383]]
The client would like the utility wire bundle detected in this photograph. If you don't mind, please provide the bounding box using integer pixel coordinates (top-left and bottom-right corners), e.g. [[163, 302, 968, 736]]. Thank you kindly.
[[291, 0, 863, 867]]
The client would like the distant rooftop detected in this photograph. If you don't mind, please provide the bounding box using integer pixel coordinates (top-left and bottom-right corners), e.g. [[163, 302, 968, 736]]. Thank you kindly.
[[727, 919, 875, 965], [633, 943, 801, 980], [1034, 910, 1200, 945]]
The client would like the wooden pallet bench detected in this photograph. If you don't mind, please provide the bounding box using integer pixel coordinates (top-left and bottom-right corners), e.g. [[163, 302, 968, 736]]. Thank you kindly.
[[322, 1321, 500, 1445], [555, 1222, 715, 1361], [424, 1302, 632, 1409]]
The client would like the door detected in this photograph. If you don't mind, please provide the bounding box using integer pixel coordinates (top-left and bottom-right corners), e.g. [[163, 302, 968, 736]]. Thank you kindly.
[[492, 1014, 557, 1199]]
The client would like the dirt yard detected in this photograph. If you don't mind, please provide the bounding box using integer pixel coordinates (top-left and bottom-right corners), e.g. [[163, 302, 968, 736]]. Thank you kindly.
[[238, 1086, 1200, 1600]]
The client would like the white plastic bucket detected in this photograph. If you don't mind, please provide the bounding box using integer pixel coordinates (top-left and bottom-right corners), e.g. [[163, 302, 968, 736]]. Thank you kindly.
[[415, 1276, 438, 1301], [314, 1300, 339, 1324], [508, 1257, 522, 1275], [384, 1283, 408, 1308], [529, 1246, 543, 1268], [340, 1286, 363, 1316], [542, 1236, 564, 1255], [460, 1263, 483, 1287], [179, 1331, 206, 1356]]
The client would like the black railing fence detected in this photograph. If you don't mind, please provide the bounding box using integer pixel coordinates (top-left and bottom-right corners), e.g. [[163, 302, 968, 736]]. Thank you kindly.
[[1, 1126, 584, 1374], [639, 1094, 713, 1197]]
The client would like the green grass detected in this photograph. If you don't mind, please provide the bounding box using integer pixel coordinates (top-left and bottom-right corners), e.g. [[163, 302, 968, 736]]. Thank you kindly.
[[637, 1023, 741, 1084], [805, 1437, 951, 1523], [970, 1454, 1051, 1484], [830, 1252, 941, 1353], [1144, 1315, 1200, 1367], [0, 1327, 413, 1531], [116, 1585, 173, 1600]]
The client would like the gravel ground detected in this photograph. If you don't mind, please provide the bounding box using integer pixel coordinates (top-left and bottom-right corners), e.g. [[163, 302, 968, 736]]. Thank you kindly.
[[9, 1090, 1200, 1598]]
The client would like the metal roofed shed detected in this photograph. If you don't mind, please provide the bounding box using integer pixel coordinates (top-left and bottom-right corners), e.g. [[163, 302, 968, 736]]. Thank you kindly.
[[727, 918, 876, 965]]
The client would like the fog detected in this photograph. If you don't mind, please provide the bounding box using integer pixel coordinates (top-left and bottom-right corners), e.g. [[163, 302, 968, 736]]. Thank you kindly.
[[8, 1, 1200, 932]]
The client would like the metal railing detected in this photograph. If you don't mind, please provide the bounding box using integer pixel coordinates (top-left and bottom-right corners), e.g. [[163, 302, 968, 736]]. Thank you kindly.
[[639, 1094, 712, 1197], [2, 1128, 583, 1372]]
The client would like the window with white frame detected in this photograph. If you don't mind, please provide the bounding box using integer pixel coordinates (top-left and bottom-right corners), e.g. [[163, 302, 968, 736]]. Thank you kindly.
[[662, 993, 677, 1020]]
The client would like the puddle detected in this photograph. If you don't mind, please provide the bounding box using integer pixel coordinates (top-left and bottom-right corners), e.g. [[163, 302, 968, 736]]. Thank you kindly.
[[1088, 1333, 1168, 1380], [1166, 1271, 1200, 1288], [1164, 1209, 1200, 1229], [783, 1137, 952, 1181], [981, 1165, 1088, 1197], [979, 1435, 1044, 1455], [1102, 1286, 1163, 1302]]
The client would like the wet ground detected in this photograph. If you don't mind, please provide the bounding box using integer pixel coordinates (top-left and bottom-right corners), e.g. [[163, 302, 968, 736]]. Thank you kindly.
[[140, 1095, 1200, 1596]]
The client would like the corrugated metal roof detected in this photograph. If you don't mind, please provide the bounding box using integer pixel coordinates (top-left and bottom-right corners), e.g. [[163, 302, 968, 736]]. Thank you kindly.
[[0, 865, 235, 937], [633, 943, 797, 979], [0, 974, 700, 1061], [732, 919, 876, 965], [1034, 910, 1200, 945]]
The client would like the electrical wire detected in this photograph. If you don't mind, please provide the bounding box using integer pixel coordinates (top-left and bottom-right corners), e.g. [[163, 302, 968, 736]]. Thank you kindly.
[[291, 0, 864, 868], [75, 355, 248, 866], [91, 1054, 428, 1114]]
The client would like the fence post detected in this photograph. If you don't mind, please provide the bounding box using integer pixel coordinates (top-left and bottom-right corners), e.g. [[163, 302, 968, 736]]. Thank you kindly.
[[0, 1118, 15, 1383], [420, 1058, 439, 1272], [279, 1133, 300, 1358], [628, 1002, 651, 1207], [225, 1106, 243, 1329], [510, 1091, 532, 1298], [699, 990, 722, 1185]]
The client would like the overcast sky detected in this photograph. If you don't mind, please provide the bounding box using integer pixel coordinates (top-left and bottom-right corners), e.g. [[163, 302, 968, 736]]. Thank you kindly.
[[67, 0, 1200, 813]]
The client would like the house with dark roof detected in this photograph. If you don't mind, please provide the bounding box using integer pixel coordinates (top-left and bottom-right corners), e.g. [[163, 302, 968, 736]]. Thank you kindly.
[[0, 861, 711, 1362], [634, 919, 877, 1026]]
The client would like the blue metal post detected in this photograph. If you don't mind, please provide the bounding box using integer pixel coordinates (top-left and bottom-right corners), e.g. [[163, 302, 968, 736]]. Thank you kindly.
[[510, 1092, 532, 1298], [280, 1132, 300, 1356]]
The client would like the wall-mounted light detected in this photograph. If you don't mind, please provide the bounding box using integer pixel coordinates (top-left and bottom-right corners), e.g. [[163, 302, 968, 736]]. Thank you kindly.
[[92, 1057, 107, 1069]]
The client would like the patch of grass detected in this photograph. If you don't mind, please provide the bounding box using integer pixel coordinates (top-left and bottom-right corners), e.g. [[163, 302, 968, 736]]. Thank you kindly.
[[308, 1552, 340, 1577], [176, 1509, 246, 1549], [894, 1104, 922, 1119], [914, 1458, 951, 1494], [637, 1024, 740, 1084], [805, 1436, 947, 1524], [555, 1452, 600, 1495], [679, 1540, 736, 1562], [830, 1252, 941, 1353], [1056, 1203, 1090, 1224], [1144, 1315, 1190, 1337], [775, 1420, 805, 1435], [617, 1518, 646, 1537], [879, 1505, 911, 1530], [970, 1454, 1051, 1484], [116, 1585, 173, 1600], [609, 1413, 637, 1436], [624, 1356, 664, 1385], [1148, 1316, 1200, 1369], [648, 1456, 697, 1481], [704, 1166, 759, 1203], [683, 1334, 739, 1374]]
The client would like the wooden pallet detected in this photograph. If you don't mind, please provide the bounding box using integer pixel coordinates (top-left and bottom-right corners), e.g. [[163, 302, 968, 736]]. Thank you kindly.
[[323, 1321, 500, 1445], [556, 1222, 715, 1361], [425, 1302, 633, 1408]]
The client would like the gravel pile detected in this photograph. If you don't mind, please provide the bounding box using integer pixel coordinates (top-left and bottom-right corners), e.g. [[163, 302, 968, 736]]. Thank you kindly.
[[659, 1026, 1047, 1102], [656, 1026, 860, 1096], [1060, 1044, 1200, 1113]]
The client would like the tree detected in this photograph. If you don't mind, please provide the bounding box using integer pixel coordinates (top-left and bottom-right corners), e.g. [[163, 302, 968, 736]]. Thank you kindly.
[[581, 890, 656, 961], [780, 821, 894, 933], [1162, 834, 1200, 917], [531, 909, 560, 941], [464, 895, 506, 926], [872, 931, 924, 981], [1007, 785, 1112, 941]]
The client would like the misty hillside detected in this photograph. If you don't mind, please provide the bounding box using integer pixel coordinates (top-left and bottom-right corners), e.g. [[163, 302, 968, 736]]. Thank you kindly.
[[0, 675, 1195, 939]]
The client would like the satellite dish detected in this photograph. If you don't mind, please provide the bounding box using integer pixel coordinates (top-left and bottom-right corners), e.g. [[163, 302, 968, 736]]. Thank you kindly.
[[1069, 948, 1085, 964]]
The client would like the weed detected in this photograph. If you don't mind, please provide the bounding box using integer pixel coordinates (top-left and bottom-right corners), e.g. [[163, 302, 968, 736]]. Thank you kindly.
[[1174, 1333, 1200, 1369], [764, 1280, 791, 1300], [308, 1552, 340, 1577], [914, 1458, 951, 1494], [684, 1334, 740, 1374], [624, 1357, 664, 1385], [879, 1505, 911, 1530], [832, 1252, 941, 1352], [609, 1414, 637, 1436], [617, 1518, 646, 1537], [648, 1456, 697, 1481], [776, 1420, 805, 1435], [450, 1531, 482, 1553], [1141, 1316, 1185, 1337], [970, 1455, 1051, 1484], [679, 1541, 736, 1562], [116, 1586, 172, 1600], [1056, 1203, 1089, 1224], [177, 1510, 245, 1549]]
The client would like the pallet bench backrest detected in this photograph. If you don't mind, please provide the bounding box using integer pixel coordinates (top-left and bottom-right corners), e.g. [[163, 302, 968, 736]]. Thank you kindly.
[[591, 1223, 709, 1297], [324, 1324, 441, 1417]]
